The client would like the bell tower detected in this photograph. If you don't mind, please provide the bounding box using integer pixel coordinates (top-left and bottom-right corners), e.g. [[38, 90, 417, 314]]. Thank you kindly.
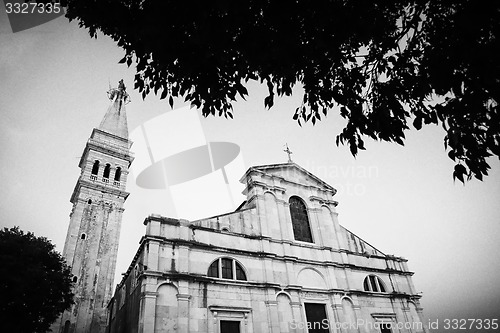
[[54, 81, 134, 333]]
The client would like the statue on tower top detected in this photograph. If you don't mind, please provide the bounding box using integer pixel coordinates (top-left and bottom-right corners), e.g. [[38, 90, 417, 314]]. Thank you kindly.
[[107, 79, 130, 111], [118, 79, 126, 92]]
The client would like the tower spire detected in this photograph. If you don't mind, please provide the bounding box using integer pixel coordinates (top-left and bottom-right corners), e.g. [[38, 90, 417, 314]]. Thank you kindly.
[[99, 80, 131, 139]]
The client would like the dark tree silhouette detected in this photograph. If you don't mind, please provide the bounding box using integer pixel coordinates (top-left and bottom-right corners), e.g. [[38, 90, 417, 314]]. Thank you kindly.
[[0, 227, 74, 333], [60, 0, 499, 182]]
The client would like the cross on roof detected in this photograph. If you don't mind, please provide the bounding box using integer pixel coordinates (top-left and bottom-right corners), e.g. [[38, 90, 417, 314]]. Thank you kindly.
[[284, 143, 293, 163]]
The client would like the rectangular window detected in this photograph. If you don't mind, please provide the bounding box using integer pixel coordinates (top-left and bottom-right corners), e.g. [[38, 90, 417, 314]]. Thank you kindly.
[[220, 320, 240, 333], [304, 303, 329, 333], [369, 275, 378, 291], [221, 258, 233, 279], [380, 323, 392, 333]]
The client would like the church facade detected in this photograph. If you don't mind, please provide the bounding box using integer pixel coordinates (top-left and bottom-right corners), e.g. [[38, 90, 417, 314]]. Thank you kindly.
[[107, 163, 426, 333]]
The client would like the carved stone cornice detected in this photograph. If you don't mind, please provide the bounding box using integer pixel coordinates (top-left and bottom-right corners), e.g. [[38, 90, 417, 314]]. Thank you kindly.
[[309, 195, 338, 207]]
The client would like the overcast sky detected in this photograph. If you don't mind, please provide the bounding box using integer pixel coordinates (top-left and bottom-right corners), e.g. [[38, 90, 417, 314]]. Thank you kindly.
[[1, 12, 499, 333]]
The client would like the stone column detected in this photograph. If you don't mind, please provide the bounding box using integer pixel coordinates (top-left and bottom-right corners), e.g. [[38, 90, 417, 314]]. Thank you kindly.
[[177, 293, 191, 333], [276, 197, 288, 240], [177, 245, 190, 273], [331, 212, 347, 249], [139, 291, 157, 333], [291, 302, 304, 333], [310, 207, 325, 247], [352, 303, 362, 333], [256, 193, 271, 237], [265, 300, 280, 333], [283, 202, 293, 242], [331, 303, 342, 333]]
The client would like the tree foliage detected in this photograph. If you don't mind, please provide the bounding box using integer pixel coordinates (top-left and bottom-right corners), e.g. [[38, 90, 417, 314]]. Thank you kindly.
[[61, 0, 499, 182], [0, 227, 74, 333]]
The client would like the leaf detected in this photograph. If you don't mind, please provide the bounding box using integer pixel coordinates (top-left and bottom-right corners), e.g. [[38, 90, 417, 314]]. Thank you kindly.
[[453, 164, 467, 183], [358, 137, 366, 150], [264, 94, 274, 109], [340, 106, 348, 118], [428, 110, 438, 124], [349, 142, 358, 157], [158, 88, 167, 100], [236, 84, 248, 99], [413, 116, 423, 130], [448, 150, 455, 161]]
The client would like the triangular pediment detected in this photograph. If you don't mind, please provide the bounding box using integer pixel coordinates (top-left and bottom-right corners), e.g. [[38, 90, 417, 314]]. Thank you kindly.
[[242, 162, 336, 194]]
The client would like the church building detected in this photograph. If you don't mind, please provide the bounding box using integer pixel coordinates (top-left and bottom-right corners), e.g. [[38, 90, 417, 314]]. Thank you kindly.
[[107, 164, 426, 332]]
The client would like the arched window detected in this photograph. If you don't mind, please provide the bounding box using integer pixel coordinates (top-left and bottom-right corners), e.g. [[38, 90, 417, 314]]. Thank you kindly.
[[72, 276, 78, 283], [91, 160, 100, 175], [81, 233, 86, 240], [114, 167, 122, 181], [289, 196, 313, 243], [363, 275, 386, 292], [63, 320, 70, 333], [207, 258, 247, 281], [103, 163, 111, 179]]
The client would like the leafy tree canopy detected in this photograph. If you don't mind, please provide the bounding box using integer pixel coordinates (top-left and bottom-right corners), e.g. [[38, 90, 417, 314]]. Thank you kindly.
[[61, 0, 499, 182], [0, 227, 74, 333]]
